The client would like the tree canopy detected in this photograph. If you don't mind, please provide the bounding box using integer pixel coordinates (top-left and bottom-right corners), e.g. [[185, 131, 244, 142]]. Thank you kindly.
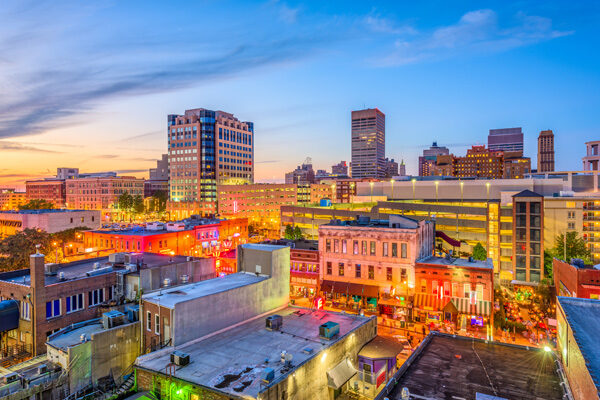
[[19, 199, 54, 210], [544, 231, 592, 279], [472, 242, 487, 261]]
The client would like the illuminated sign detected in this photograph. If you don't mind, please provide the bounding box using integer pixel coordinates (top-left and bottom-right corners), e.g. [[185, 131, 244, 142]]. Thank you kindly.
[[314, 297, 324, 310]]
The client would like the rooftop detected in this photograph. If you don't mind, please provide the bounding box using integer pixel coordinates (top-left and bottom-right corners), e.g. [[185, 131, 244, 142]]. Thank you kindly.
[[513, 189, 543, 198], [358, 336, 405, 359], [0, 252, 192, 286], [0, 209, 91, 215], [142, 272, 267, 308], [388, 334, 564, 400], [136, 307, 372, 398], [417, 255, 494, 270], [47, 315, 137, 351], [324, 215, 423, 229], [558, 296, 600, 391]]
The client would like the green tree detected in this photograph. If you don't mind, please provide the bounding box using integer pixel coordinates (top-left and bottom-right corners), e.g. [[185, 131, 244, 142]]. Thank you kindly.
[[543, 249, 555, 280], [293, 226, 304, 240], [284, 224, 294, 240], [0, 228, 52, 270], [553, 232, 591, 263], [18, 199, 54, 210], [472, 242, 487, 261], [152, 190, 168, 213], [118, 192, 133, 210], [132, 195, 145, 214]]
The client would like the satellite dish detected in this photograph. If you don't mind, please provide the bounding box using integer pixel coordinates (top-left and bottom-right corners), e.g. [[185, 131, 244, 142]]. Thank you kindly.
[[401, 387, 410, 400]]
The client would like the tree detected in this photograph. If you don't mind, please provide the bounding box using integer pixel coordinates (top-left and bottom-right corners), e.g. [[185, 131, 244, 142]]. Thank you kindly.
[[543, 249, 555, 280], [118, 192, 133, 211], [553, 232, 591, 263], [284, 224, 294, 240], [152, 190, 168, 213], [293, 226, 304, 240], [0, 228, 52, 270], [132, 195, 145, 214], [19, 199, 54, 210], [472, 242, 487, 261]]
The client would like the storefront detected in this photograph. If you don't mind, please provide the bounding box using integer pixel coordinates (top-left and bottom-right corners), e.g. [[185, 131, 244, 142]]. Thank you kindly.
[[320, 280, 379, 311], [413, 293, 446, 323]]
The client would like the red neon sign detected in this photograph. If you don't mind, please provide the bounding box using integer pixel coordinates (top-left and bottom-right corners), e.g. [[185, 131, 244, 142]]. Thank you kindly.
[[314, 297, 324, 310]]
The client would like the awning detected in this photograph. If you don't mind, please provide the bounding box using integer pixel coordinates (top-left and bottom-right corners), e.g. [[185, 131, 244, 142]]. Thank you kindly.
[[347, 283, 379, 298], [451, 297, 492, 316], [327, 359, 357, 390], [320, 280, 343, 293], [414, 293, 447, 310]]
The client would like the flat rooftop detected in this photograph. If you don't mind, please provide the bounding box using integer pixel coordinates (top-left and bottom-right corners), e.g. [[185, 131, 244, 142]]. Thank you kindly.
[[90, 228, 194, 236], [142, 272, 267, 308], [136, 307, 372, 398], [417, 255, 494, 270], [47, 317, 137, 351], [0, 209, 90, 215], [558, 296, 600, 391], [0, 252, 192, 286], [388, 334, 564, 400]]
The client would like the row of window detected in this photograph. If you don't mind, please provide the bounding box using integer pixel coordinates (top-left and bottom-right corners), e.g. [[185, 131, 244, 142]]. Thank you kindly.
[[325, 239, 408, 258], [326, 262, 406, 281], [46, 288, 113, 320], [421, 280, 485, 300]]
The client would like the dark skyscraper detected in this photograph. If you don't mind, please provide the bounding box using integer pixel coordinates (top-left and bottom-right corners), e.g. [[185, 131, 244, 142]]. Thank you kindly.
[[488, 127, 524, 153], [351, 108, 385, 178]]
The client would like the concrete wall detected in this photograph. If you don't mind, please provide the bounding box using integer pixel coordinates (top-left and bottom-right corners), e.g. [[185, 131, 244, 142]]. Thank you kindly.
[[259, 316, 377, 400], [139, 258, 215, 294], [172, 246, 290, 345], [91, 321, 140, 385]]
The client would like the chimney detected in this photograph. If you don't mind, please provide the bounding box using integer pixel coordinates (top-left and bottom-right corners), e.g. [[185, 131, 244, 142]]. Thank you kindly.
[[30, 251, 46, 290]]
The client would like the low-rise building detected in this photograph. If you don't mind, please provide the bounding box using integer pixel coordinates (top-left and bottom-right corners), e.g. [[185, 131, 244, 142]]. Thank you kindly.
[[319, 215, 435, 314], [0, 209, 101, 237], [554, 258, 600, 299], [557, 296, 600, 400], [65, 176, 145, 211], [0, 189, 26, 211], [0, 252, 207, 357], [25, 179, 66, 208], [46, 311, 140, 393], [413, 256, 494, 330]]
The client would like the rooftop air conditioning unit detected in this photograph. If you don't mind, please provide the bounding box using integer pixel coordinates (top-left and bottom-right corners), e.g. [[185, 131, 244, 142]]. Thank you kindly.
[[109, 253, 125, 264], [163, 278, 171, 288], [266, 315, 283, 331], [102, 310, 125, 329], [58, 272, 66, 281], [261, 368, 275, 384], [1, 372, 19, 384], [170, 351, 190, 366], [319, 321, 340, 340], [125, 305, 140, 322], [37, 364, 48, 375], [180, 274, 190, 284], [44, 263, 58, 276]]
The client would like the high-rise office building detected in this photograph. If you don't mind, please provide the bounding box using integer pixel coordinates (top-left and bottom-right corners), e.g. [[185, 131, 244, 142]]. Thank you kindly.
[[418, 142, 449, 176], [167, 108, 254, 211], [331, 161, 349, 176], [488, 127, 524, 153], [537, 130, 555, 173], [351, 108, 385, 178]]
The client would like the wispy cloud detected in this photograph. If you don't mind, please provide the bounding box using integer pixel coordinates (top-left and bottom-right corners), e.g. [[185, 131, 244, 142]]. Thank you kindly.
[[0, 141, 63, 153], [380, 9, 573, 66], [255, 160, 280, 164]]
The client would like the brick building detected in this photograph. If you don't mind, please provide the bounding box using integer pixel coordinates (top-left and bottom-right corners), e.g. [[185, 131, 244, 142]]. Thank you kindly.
[[0, 209, 101, 237], [413, 256, 494, 329], [554, 258, 600, 299], [25, 179, 66, 208], [319, 215, 435, 315], [65, 176, 144, 210], [0, 189, 25, 211]]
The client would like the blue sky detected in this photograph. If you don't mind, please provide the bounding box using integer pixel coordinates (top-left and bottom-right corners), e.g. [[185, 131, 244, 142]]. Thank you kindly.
[[0, 0, 598, 185]]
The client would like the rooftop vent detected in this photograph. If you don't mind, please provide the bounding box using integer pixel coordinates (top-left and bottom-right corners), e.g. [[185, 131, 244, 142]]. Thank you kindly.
[[180, 274, 190, 284], [124, 304, 139, 322], [86, 266, 112, 277], [80, 334, 87, 343], [102, 310, 125, 329], [266, 315, 282, 331], [319, 321, 340, 340], [170, 351, 190, 366], [261, 368, 275, 384], [58, 272, 66, 281], [163, 278, 172, 288], [93, 262, 101, 270], [37, 364, 48, 375]]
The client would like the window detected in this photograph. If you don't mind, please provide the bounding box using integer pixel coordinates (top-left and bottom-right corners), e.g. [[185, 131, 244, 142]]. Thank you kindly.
[[368, 265, 374, 279], [392, 243, 398, 257], [342, 240, 347, 254], [20, 301, 31, 321], [401, 243, 407, 258], [463, 284, 471, 298], [338, 263, 345, 276], [361, 241, 367, 255], [383, 242, 388, 257], [568, 211, 575, 219], [334, 239, 339, 253], [386, 267, 392, 281], [46, 299, 61, 319], [155, 314, 160, 335], [88, 288, 105, 307], [370, 241, 376, 256], [452, 283, 458, 297], [353, 241, 359, 255], [476, 284, 484, 301], [432, 280, 438, 294], [326, 262, 332, 275], [420, 279, 426, 293], [568, 222, 575, 230], [147, 311, 152, 331], [355, 264, 361, 278], [66, 293, 84, 313], [326, 239, 331, 252]]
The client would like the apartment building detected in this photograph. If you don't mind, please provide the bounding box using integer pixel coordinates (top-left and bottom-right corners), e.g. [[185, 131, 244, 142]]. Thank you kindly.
[[65, 176, 144, 210], [25, 179, 66, 208], [0, 189, 26, 211]]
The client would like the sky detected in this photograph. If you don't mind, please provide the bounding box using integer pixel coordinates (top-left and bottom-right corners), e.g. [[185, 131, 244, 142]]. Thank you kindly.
[[1, 0, 599, 187]]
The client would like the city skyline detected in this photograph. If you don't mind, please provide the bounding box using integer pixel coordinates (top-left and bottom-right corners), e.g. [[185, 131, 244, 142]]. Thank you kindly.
[[1, 1, 599, 187]]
